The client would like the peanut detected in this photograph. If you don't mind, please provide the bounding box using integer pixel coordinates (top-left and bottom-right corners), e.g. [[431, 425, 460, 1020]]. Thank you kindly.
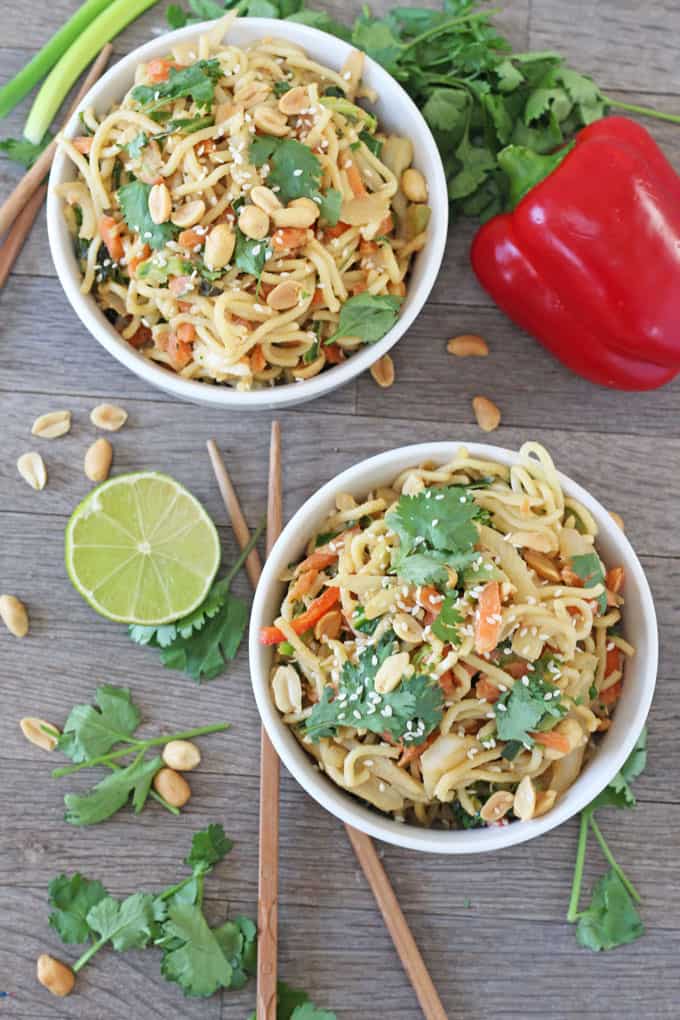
[[162, 739, 201, 772], [480, 790, 514, 823], [266, 280, 301, 311], [31, 410, 71, 439], [172, 199, 206, 228], [370, 354, 395, 388], [272, 664, 302, 714], [447, 334, 489, 357], [401, 167, 428, 203], [17, 451, 47, 490], [84, 438, 112, 483], [513, 775, 536, 821], [20, 717, 60, 751], [534, 789, 558, 817], [252, 104, 288, 136], [153, 766, 191, 807], [374, 651, 410, 694], [609, 510, 625, 531], [314, 609, 342, 641], [204, 223, 235, 269], [272, 198, 319, 229], [277, 84, 309, 115], [37, 954, 75, 997], [392, 611, 424, 644], [90, 403, 127, 432], [0, 594, 29, 637], [472, 395, 501, 432], [238, 205, 270, 240], [148, 182, 172, 224], [250, 185, 282, 215], [523, 549, 561, 583]]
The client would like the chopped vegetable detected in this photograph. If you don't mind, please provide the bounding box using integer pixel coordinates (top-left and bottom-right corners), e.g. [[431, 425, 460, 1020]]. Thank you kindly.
[[474, 580, 502, 654], [117, 181, 178, 251], [131, 59, 223, 112], [325, 292, 402, 346], [0, 134, 52, 168], [493, 659, 566, 752], [259, 586, 340, 645], [570, 551, 607, 612]]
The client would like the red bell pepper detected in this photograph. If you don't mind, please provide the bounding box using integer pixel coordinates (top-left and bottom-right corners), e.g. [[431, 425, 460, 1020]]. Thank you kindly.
[[470, 116, 680, 390]]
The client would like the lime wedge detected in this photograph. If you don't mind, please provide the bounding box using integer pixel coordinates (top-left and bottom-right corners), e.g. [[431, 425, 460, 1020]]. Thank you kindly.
[[65, 472, 220, 625]]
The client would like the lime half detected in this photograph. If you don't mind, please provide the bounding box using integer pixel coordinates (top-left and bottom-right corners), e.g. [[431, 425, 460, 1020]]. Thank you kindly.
[[65, 472, 220, 625]]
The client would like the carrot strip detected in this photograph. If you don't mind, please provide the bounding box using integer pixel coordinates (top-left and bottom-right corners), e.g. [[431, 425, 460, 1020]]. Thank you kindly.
[[398, 730, 438, 767], [599, 681, 623, 706], [474, 581, 502, 654], [72, 135, 93, 154], [606, 566, 625, 593], [476, 675, 500, 703], [99, 215, 123, 261], [260, 587, 341, 644], [288, 569, 318, 603], [532, 730, 570, 753]]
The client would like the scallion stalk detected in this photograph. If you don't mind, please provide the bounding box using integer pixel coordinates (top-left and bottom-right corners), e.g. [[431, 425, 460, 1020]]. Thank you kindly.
[[23, 0, 161, 145], [0, 0, 113, 120]]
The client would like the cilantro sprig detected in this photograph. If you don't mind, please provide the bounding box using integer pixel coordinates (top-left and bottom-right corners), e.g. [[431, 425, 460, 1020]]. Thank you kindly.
[[386, 484, 485, 586], [304, 632, 443, 745], [117, 180, 178, 250], [494, 656, 567, 756], [45, 824, 256, 999], [246, 980, 338, 1020], [325, 292, 402, 346], [131, 59, 223, 112], [567, 729, 647, 951], [47, 684, 229, 826], [570, 551, 607, 613]]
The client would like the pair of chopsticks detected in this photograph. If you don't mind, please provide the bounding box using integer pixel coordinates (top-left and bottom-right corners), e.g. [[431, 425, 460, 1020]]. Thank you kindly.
[[207, 432, 448, 1020], [0, 43, 112, 289]]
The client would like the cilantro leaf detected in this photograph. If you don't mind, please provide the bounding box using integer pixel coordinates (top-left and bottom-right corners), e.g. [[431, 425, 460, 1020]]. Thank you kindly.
[[129, 576, 232, 648], [286, 8, 351, 41], [118, 180, 178, 250], [0, 134, 52, 168], [58, 684, 140, 763], [318, 187, 342, 226], [431, 593, 463, 644], [247, 981, 337, 1020], [159, 901, 234, 997], [235, 228, 271, 278], [588, 728, 647, 812], [576, 870, 644, 951], [132, 60, 223, 112], [48, 874, 108, 944], [304, 632, 443, 744], [159, 591, 248, 682], [494, 663, 566, 750], [126, 131, 148, 158], [570, 552, 607, 613], [185, 822, 234, 872], [326, 292, 402, 345], [87, 892, 157, 951], [291, 1006, 337, 1020], [63, 754, 163, 826], [213, 915, 257, 989], [250, 136, 322, 204]]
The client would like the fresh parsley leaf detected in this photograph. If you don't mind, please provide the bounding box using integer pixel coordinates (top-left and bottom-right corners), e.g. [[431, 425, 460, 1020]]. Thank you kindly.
[[159, 901, 235, 997], [0, 134, 52, 168], [160, 591, 249, 682], [58, 684, 140, 763], [132, 59, 223, 112], [247, 981, 337, 1020], [386, 485, 483, 585], [318, 187, 342, 226], [130, 575, 232, 648], [274, 80, 292, 97], [326, 292, 402, 346], [588, 728, 647, 812], [494, 664, 565, 750], [87, 892, 158, 952], [570, 552, 607, 613], [431, 593, 463, 644], [126, 131, 148, 158], [48, 874, 108, 944], [304, 632, 443, 744], [250, 136, 322, 203], [235, 228, 271, 279], [118, 180, 178, 250], [576, 870, 645, 951], [63, 754, 163, 826], [166, 2, 188, 27], [185, 822, 234, 872], [213, 915, 257, 989]]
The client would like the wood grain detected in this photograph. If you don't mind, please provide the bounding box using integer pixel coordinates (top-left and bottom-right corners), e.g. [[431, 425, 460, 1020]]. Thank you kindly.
[[1, 2, 679, 1018]]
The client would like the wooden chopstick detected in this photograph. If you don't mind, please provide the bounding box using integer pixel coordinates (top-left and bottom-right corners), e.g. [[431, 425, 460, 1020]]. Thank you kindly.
[[0, 183, 46, 290], [0, 42, 113, 243], [206, 437, 448, 1020]]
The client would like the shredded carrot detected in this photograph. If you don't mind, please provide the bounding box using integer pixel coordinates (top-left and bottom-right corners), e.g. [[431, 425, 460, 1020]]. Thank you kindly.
[[295, 527, 359, 576], [178, 300, 192, 313], [250, 344, 266, 373], [260, 586, 341, 644], [415, 586, 444, 616], [271, 227, 308, 251], [503, 659, 530, 678], [324, 344, 345, 364], [345, 161, 367, 197], [388, 280, 406, 297], [605, 645, 621, 676], [561, 567, 584, 587], [398, 730, 438, 767], [359, 239, 379, 254], [349, 277, 369, 294], [167, 331, 193, 370], [176, 322, 196, 344], [377, 213, 394, 235], [98, 215, 123, 262], [438, 670, 457, 699], [599, 681, 623, 706], [606, 566, 625, 593], [178, 229, 204, 250], [72, 136, 93, 154], [474, 581, 502, 654], [323, 221, 350, 240], [146, 58, 182, 82], [532, 730, 570, 753], [476, 675, 500, 703], [288, 569, 318, 602], [196, 138, 216, 154], [127, 325, 152, 349], [311, 287, 325, 306], [127, 244, 151, 276]]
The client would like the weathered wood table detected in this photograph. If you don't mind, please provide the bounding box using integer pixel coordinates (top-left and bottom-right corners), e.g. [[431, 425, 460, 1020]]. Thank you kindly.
[[1, 1, 679, 1017]]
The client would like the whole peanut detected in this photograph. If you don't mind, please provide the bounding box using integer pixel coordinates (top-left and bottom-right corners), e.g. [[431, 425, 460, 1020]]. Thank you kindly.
[[162, 739, 201, 772], [37, 954, 75, 997], [153, 766, 191, 807]]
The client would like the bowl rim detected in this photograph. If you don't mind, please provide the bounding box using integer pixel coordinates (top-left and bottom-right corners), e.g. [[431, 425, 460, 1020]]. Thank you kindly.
[[248, 441, 658, 853], [46, 17, 449, 410]]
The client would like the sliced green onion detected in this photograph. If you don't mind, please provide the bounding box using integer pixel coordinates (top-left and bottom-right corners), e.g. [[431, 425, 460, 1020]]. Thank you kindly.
[[0, 0, 113, 120], [24, 0, 161, 145], [277, 641, 295, 657]]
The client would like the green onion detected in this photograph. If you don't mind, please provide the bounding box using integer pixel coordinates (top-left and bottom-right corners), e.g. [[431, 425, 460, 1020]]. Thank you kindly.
[[0, 0, 113, 120], [24, 0, 161, 145], [277, 641, 295, 657]]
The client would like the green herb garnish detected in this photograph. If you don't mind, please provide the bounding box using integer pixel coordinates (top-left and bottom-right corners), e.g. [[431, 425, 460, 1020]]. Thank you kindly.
[[132, 59, 223, 112], [325, 292, 402, 347], [117, 180, 178, 250]]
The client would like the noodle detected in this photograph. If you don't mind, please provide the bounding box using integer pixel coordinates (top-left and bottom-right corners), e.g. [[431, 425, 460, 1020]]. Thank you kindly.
[[264, 443, 632, 830]]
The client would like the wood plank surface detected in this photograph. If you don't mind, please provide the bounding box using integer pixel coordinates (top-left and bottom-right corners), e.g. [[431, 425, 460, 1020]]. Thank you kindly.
[[0, 1, 679, 1018]]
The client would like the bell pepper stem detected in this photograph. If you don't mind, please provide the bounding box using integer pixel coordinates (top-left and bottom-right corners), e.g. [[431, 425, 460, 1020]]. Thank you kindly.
[[498, 143, 575, 208], [605, 97, 680, 126]]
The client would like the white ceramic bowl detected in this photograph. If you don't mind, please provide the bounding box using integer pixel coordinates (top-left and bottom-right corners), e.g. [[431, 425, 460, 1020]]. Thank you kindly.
[[249, 442, 658, 853], [47, 18, 448, 410]]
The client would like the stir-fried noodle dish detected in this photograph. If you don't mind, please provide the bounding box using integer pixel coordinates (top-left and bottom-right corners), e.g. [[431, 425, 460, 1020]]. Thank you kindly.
[[260, 443, 631, 829], [58, 14, 430, 389]]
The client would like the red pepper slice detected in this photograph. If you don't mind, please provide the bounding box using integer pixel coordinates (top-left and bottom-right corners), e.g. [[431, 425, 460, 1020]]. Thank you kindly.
[[259, 586, 341, 645]]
